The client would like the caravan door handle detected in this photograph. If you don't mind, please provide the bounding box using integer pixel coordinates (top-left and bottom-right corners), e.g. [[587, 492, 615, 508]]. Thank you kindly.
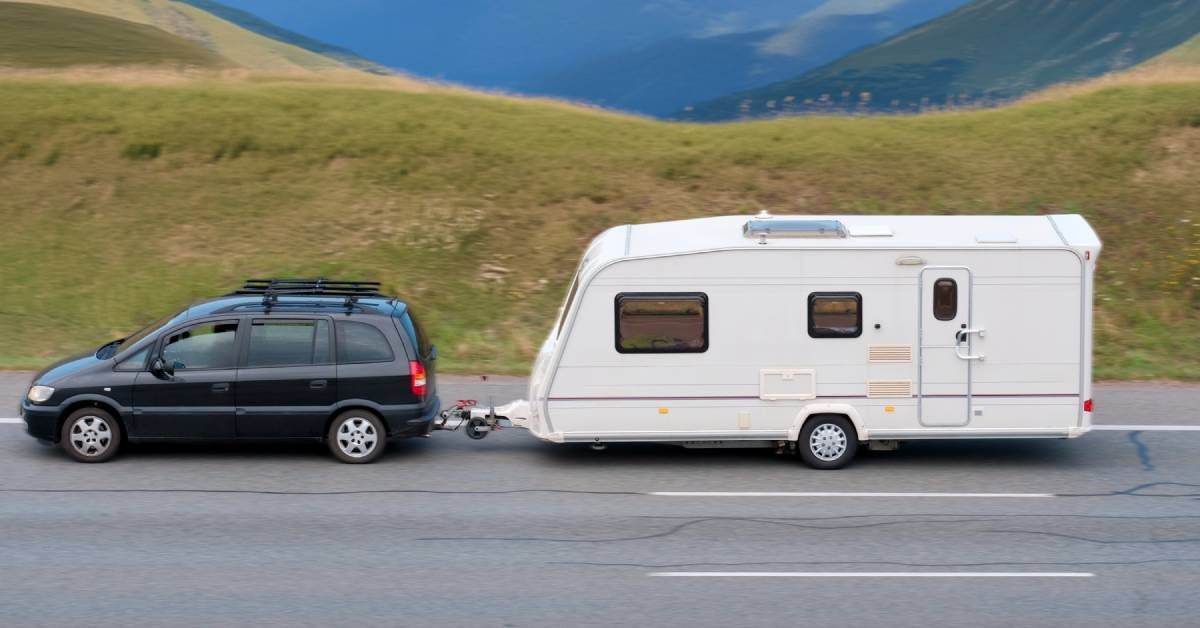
[[954, 327, 985, 361]]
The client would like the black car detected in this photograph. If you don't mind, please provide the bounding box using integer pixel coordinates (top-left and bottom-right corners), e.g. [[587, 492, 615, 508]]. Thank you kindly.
[[20, 279, 439, 463]]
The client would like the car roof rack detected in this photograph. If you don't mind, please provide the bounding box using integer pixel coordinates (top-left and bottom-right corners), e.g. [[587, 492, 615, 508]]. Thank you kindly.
[[229, 278, 386, 309]]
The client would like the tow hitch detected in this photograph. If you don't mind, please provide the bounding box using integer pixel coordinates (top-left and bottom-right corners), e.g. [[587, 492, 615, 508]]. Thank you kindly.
[[435, 399, 512, 440], [433, 376, 530, 440]]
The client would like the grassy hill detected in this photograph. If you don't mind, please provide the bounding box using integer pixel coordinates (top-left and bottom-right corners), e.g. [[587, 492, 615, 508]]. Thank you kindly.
[[16, 0, 358, 72], [1147, 33, 1200, 67], [175, 0, 390, 74], [684, 0, 1200, 120], [0, 71, 1196, 379], [0, 2, 228, 68]]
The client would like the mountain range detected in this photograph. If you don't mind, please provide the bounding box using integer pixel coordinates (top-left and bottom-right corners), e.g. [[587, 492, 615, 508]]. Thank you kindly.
[[682, 0, 1200, 119], [4, 0, 1200, 121], [529, 0, 969, 116]]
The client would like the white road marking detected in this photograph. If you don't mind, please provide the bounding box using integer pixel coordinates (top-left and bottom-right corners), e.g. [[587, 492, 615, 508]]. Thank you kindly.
[[0, 418, 22, 424], [1092, 425, 1200, 431], [650, 572, 1095, 578], [651, 492, 1054, 498]]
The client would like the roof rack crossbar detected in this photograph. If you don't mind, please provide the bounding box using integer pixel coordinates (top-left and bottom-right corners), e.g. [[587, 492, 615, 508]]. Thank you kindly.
[[227, 278, 387, 309]]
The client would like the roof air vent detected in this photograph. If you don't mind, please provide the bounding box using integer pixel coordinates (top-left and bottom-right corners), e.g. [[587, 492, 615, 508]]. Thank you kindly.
[[744, 219, 847, 240]]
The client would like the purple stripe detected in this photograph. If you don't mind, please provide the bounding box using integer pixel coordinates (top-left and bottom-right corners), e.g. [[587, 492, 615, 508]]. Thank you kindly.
[[548, 393, 1079, 402]]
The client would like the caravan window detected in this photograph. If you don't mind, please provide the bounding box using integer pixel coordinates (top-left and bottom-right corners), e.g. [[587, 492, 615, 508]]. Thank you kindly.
[[808, 293, 862, 338], [933, 278, 957, 321], [615, 293, 708, 353]]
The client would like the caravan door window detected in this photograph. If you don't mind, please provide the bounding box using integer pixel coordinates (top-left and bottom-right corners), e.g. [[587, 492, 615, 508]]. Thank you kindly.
[[933, 278, 958, 321], [808, 293, 862, 338], [615, 293, 708, 353]]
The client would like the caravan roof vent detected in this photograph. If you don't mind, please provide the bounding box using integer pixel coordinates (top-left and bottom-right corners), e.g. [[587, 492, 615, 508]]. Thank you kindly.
[[743, 219, 846, 240]]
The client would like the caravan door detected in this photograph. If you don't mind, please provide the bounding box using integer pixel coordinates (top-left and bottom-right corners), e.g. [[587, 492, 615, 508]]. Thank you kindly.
[[918, 267, 976, 427]]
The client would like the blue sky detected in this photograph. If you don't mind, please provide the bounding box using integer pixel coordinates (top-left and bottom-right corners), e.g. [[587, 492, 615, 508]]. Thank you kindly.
[[214, 1, 830, 86]]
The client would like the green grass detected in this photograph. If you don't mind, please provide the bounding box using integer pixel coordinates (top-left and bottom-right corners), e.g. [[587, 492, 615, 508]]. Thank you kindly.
[[0, 74, 1197, 378], [0, 2, 228, 68]]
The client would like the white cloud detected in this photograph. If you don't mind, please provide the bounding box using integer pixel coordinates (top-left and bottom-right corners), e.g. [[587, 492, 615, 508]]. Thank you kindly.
[[806, 0, 906, 17], [698, 11, 748, 37]]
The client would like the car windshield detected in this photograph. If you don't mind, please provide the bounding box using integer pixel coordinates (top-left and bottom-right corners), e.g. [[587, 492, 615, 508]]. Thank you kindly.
[[108, 311, 179, 359]]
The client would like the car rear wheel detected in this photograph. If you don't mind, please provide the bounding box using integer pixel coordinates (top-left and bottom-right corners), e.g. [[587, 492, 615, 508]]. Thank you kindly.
[[797, 415, 857, 470], [327, 410, 386, 464], [61, 408, 122, 463]]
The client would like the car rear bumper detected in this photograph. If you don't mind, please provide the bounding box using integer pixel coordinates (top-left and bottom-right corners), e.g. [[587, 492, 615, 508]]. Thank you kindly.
[[384, 395, 441, 438]]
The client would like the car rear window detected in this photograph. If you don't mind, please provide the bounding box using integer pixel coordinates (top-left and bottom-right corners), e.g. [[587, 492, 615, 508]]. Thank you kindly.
[[397, 311, 429, 357], [336, 320, 394, 364]]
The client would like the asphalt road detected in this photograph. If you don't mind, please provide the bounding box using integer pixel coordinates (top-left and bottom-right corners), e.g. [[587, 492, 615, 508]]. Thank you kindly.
[[2, 373, 1199, 627]]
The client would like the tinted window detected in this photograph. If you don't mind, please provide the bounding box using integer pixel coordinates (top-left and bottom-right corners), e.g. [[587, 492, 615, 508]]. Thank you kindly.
[[161, 322, 238, 370], [336, 320, 394, 363], [313, 320, 332, 364], [615, 293, 708, 353], [246, 320, 332, 367], [114, 346, 150, 372], [933, 279, 958, 321], [809, 293, 862, 338], [399, 311, 429, 357]]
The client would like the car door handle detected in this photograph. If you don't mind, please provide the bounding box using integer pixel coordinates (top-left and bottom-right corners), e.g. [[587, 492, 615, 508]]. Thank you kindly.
[[212, 382, 231, 393], [310, 380, 328, 390]]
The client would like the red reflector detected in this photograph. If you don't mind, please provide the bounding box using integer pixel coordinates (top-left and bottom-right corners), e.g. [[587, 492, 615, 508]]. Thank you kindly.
[[1083, 399, 1094, 413], [410, 360, 427, 397]]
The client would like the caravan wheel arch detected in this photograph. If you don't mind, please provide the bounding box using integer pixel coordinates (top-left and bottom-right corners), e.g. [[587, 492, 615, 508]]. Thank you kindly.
[[787, 405, 867, 443]]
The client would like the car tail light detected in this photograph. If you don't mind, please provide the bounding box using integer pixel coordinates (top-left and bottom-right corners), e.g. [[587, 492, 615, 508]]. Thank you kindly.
[[410, 360, 427, 397], [1083, 398, 1094, 413]]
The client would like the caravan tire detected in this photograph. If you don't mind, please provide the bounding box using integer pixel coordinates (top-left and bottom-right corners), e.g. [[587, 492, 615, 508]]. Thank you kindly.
[[797, 415, 857, 470]]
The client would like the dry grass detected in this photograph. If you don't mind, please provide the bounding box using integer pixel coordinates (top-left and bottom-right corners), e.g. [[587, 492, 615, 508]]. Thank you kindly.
[[18, 0, 353, 72], [1020, 64, 1200, 105]]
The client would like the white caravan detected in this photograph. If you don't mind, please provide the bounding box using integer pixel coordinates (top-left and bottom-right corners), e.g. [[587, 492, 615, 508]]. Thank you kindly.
[[486, 213, 1101, 468]]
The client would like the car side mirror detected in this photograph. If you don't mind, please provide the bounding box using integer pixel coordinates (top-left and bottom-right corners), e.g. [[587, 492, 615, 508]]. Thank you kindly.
[[151, 357, 174, 378]]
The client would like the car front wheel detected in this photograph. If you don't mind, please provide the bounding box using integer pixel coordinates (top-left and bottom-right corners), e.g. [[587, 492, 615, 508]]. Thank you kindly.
[[327, 410, 387, 464], [61, 408, 122, 463]]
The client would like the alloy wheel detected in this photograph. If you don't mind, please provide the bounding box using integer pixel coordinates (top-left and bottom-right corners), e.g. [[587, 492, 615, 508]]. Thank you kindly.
[[336, 417, 378, 459], [68, 415, 113, 458]]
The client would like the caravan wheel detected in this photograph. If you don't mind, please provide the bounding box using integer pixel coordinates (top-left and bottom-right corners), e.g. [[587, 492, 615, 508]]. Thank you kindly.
[[798, 415, 858, 470]]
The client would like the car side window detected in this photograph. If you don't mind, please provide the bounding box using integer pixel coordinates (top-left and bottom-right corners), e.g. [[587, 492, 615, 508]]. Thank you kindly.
[[161, 321, 239, 370], [246, 319, 332, 368], [114, 346, 150, 372], [336, 320, 394, 364]]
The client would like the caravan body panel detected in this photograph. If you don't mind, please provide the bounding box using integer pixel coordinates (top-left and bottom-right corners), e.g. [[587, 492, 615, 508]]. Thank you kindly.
[[526, 215, 1099, 445]]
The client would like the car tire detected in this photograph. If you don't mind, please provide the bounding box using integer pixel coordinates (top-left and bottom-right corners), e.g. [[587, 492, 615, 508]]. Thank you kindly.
[[797, 415, 858, 470], [61, 407, 122, 463], [327, 410, 387, 464]]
